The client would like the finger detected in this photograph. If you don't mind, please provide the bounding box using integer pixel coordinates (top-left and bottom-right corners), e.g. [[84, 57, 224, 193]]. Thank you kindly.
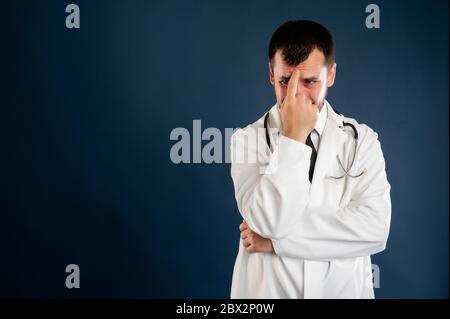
[[239, 222, 248, 231], [241, 229, 251, 239], [286, 69, 301, 100], [246, 245, 255, 253], [298, 93, 312, 104], [280, 96, 286, 109], [243, 238, 251, 247]]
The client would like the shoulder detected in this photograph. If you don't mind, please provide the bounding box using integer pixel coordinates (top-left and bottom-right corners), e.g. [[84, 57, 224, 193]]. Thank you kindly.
[[339, 113, 381, 145], [336, 111, 387, 161]]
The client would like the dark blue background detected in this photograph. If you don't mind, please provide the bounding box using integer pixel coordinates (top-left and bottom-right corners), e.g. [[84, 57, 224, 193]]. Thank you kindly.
[[1, 0, 448, 298]]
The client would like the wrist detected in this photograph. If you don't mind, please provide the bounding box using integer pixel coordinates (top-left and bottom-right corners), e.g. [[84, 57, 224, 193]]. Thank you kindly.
[[282, 131, 309, 143], [262, 239, 275, 254]]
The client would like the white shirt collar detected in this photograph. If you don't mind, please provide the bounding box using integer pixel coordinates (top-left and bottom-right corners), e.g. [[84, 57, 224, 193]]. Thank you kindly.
[[315, 100, 328, 136]]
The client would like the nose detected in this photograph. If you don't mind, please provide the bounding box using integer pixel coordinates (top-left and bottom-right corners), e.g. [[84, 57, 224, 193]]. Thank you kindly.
[[295, 81, 308, 96]]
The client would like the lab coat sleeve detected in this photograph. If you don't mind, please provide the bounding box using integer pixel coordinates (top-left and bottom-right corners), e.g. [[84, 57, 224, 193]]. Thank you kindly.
[[230, 126, 312, 239], [271, 128, 392, 260]]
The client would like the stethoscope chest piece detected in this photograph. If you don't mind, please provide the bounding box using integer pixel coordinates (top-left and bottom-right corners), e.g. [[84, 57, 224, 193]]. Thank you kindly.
[[264, 110, 367, 180]]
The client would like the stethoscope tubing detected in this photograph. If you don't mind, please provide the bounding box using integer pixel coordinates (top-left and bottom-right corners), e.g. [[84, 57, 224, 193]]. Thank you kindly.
[[263, 110, 367, 179]]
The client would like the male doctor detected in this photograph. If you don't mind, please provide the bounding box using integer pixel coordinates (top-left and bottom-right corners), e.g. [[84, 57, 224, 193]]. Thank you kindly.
[[230, 20, 391, 298]]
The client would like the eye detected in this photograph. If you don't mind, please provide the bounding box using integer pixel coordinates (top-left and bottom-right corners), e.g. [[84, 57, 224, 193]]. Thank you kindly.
[[305, 80, 318, 85], [279, 80, 288, 87]]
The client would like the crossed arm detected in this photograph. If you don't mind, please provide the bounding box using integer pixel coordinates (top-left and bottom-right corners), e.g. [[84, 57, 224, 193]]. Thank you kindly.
[[231, 126, 391, 260]]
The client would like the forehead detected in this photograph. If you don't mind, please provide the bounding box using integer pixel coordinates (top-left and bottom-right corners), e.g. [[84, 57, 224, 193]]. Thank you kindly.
[[272, 48, 326, 75]]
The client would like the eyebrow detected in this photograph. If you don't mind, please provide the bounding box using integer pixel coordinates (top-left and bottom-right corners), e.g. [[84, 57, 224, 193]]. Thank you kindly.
[[279, 75, 320, 81]]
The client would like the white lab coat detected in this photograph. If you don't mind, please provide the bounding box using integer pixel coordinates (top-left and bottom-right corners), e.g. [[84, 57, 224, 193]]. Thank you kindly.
[[230, 101, 391, 299]]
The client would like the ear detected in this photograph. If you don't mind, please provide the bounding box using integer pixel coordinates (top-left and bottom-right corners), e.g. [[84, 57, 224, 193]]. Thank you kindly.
[[269, 62, 274, 85], [327, 63, 337, 87]]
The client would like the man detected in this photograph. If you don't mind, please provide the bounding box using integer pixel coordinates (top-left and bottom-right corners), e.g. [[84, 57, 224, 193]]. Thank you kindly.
[[230, 20, 391, 299]]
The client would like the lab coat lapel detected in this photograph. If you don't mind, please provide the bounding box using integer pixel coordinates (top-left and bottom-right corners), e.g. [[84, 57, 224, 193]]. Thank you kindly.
[[308, 103, 346, 205], [267, 104, 282, 147]]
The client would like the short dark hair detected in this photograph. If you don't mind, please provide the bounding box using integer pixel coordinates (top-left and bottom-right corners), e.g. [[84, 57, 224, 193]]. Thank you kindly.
[[268, 20, 335, 69]]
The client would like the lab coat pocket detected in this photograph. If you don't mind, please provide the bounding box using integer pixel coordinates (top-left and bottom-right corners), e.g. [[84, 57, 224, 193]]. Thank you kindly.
[[323, 175, 349, 207], [323, 258, 361, 298]]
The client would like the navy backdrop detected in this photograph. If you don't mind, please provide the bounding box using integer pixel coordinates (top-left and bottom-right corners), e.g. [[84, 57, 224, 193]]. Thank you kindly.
[[0, 0, 448, 298]]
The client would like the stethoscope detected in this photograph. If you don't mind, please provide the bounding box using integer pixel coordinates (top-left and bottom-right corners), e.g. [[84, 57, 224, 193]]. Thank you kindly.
[[263, 108, 367, 179]]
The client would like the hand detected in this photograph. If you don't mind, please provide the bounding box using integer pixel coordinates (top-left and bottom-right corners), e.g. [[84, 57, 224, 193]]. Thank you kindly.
[[239, 220, 274, 254], [280, 69, 319, 143]]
